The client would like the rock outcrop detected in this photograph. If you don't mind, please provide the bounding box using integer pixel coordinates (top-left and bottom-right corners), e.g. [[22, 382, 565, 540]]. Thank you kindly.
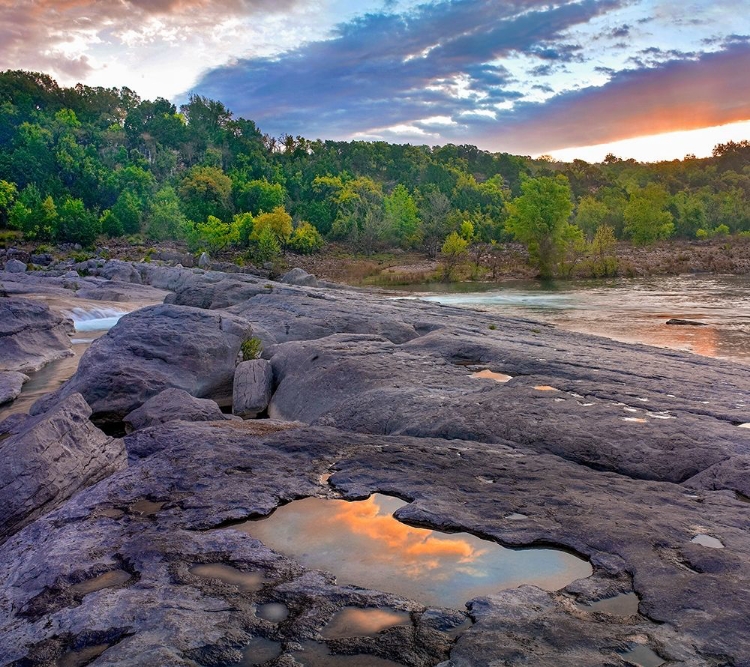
[[3, 258, 27, 273], [124, 388, 234, 432], [233, 359, 273, 418], [0, 393, 125, 544], [0, 371, 28, 405], [0, 297, 73, 372], [30, 304, 253, 422]]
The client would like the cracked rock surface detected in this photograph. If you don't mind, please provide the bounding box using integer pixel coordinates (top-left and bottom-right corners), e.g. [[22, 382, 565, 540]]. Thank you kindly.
[[1, 263, 749, 667]]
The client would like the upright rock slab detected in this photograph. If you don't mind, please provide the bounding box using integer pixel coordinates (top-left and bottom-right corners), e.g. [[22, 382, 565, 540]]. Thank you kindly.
[[0, 393, 125, 544], [0, 297, 73, 372], [233, 359, 273, 418], [30, 304, 253, 422]]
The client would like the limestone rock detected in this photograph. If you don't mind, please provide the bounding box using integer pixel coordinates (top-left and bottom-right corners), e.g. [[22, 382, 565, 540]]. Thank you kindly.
[[0, 297, 73, 372], [30, 304, 252, 422], [198, 252, 210, 268], [280, 267, 318, 287], [97, 260, 143, 284], [0, 393, 125, 544], [233, 359, 273, 418], [124, 388, 233, 433], [0, 370, 28, 405], [4, 258, 27, 273]]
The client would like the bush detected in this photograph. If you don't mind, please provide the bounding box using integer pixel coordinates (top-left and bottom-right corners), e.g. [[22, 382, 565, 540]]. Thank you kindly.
[[240, 337, 263, 361], [288, 222, 324, 254]]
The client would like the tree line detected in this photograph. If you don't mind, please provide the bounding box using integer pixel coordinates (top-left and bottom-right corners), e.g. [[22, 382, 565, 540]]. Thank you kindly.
[[1, 70, 749, 277]]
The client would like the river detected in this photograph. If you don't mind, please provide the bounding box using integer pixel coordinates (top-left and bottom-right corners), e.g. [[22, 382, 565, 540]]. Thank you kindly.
[[394, 274, 750, 366]]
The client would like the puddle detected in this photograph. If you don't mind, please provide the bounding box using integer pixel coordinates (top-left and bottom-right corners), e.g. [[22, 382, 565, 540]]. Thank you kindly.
[[56, 644, 110, 667], [505, 513, 528, 521], [471, 370, 512, 383], [190, 564, 265, 591], [691, 534, 724, 549], [128, 500, 164, 516], [256, 602, 289, 622], [622, 417, 648, 423], [533, 385, 558, 392], [230, 637, 282, 666], [293, 641, 404, 667], [577, 592, 639, 616], [322, 607, 411, 639], [618, 645, 665, 667], [230, 494, 592, 608], [98, 508, 124, 519], [70, 570, 131, 596]]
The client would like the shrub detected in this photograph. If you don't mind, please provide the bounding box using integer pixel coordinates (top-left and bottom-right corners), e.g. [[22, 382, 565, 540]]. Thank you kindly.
[[288, 222, 324, 254], [241, 337, 263, 361]]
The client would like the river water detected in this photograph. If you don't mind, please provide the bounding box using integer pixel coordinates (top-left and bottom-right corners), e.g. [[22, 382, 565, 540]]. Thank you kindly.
[[394, 274, 750, 366]]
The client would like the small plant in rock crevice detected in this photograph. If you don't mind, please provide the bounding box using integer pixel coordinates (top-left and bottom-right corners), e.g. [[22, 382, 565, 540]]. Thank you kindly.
[[240, 337, 263, 361]]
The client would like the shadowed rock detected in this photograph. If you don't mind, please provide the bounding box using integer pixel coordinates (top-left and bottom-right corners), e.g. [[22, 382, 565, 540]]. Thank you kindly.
[[0, 393, 125, 544], [4, 259, 27, 273], [0, 371, 28, 405], [0, 297, 73, 373], [233, 359, 273, 419], [281, 267, 318, 287], [30, 304, 252, 422], [124, 388, 235, 433]]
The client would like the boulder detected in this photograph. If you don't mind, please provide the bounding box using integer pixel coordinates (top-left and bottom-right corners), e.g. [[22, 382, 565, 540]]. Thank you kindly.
[[0, 393, 125, 544], [666, 318, 707, 326], [0, 370, 28, 405], [30, 253, 53, 266], [97, 259, 143, 284], [124, 388, 234, 433], [4, 259, 27, 273], [30, 304, 253, 422], [0, 297, 73, 372], [233, 359, 274, 418], [280, 267, 318, 287], [198, 252, 211, 268]]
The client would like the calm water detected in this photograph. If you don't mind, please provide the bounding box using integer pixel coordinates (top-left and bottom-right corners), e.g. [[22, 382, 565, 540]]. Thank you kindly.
[[231, 494, 591, 608], [395, 274, 750, 365]]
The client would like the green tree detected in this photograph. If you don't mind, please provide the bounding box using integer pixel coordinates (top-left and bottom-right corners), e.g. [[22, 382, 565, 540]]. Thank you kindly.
[[179, 165, 233, 222], [0, 180, 18, 227], [505, 175, 574, 278], [110, 190, 142, 235], [441, 231, 469, 280], [145, 187, 187, 241], [575, 195, 608, 240], [384, 184, 421, 248], [56, 197, 99, 246], [8, 186, 57, 241], [100, 209, 123, 238], [624, 184, 674, 245], [235, 178, 285, 215], [419, 190, 452, 258]]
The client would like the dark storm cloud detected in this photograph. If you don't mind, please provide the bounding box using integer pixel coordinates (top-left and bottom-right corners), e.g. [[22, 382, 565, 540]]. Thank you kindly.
[[478, 42, 750, 154], [190, 0, 627, 139]]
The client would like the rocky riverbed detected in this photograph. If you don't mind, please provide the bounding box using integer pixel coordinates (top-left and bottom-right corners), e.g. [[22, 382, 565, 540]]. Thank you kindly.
[[1, 259, 749, 667]]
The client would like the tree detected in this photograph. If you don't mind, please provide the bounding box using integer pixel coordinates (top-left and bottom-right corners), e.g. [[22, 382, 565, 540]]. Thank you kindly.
[[505, 175, 574, 278], [288, 222, 324, 254], [623, 184, 674, 245], [110, 190, 142, 235], [56, 197, 99, 246], [419, 190, 452, 258], [145, 187, 186, 241], [575, 195, 608, 240], [234, 178, 285, 215], [441, 231, 468, 280], [179, 165, 233, 222], [384, 184, 421, 248], [8, 186, 57, 241], [252, 206, 293, 250], [0, 180, 17, 227]]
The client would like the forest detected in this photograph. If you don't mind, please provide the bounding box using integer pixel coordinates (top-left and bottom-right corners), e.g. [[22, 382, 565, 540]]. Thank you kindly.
[[2, 70, 750, 278]]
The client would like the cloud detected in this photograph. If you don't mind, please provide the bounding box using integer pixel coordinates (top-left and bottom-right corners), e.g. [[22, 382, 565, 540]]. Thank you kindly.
[[191, 0, 627, 139], [479, 42, 750, 154]]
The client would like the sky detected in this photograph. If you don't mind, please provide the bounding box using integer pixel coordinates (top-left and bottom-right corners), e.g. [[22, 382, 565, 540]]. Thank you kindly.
[[1, 0, 749, 162]]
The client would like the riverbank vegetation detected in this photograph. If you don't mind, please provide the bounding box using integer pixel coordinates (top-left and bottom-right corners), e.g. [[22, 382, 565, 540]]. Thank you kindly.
[[2, 70, 750, 280]]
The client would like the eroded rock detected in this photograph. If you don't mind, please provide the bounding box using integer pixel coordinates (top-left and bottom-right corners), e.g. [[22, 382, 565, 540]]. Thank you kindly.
[[124, 388, 234, 433], [0, 371, 28, 405], [233, 359, 273, 419]]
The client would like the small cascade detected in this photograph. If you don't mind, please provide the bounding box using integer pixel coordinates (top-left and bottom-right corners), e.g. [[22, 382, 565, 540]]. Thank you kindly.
[[65, 307, 129, 332]]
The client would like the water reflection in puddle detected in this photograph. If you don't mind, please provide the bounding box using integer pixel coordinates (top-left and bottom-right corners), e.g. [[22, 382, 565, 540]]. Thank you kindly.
[[322, 607, 411, 639], [56, 644, 109, 667], [70, 570, 131, 595], [471, 370, 512, 383], [256, 602, 289, 622], [293, 641, 404, 667], [128, 500, 163, 516], [190, 564, 265, 592], [534, 385, 558, 392], [230, 494, 591, 608], [619, 645, 665, 667], [577, 592, 639, 616], [691, 534, 724, 549], [230, 637, 282, 667]]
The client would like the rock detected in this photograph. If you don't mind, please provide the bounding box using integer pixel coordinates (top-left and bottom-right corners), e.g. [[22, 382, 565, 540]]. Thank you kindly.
[[30, 253, 53, 266], [0, 370, 28, 405], [233, 359, 274, 419], [666, 318, 707, 326], [62, 270, 80, 279], [198, 252, 210, 268], [0, 297, 74, 372], [164, 274, 270, 309], [30, 304, 253, 422], [97, 260, 143, 284], [0, 393, 125, 544], [4, 258, 27, 273], [124, 388, 233, 433], [280, 267, 318, 287]]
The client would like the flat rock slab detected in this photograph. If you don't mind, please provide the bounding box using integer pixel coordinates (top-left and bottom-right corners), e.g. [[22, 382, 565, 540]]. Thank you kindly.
[[233, 359, 273, 418], [0, 421, 747, 665], [0, 371, 28, 406], [0, 297, 73, 373], [30, 304, 253, 422], [124, 388, 234, 432], [0, 393, 125, 544]]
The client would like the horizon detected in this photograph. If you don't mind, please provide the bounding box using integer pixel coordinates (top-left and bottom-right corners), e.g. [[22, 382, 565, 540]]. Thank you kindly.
[[1, 1, 749, 163]]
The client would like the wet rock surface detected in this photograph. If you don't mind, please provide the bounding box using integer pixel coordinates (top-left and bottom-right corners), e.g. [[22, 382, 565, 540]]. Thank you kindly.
[[1, 262, 750, 666], [0, 393, 125, 544]]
